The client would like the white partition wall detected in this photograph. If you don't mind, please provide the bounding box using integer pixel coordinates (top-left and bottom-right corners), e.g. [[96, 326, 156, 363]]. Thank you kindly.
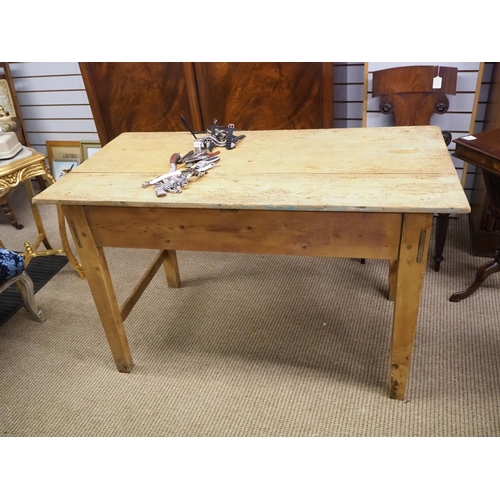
[[333, 62, 365, 129], [7, 62, 99, 158]]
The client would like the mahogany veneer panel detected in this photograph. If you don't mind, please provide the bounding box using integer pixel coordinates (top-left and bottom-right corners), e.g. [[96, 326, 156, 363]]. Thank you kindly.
[[193, 62, 333, 130], [80, 62, 202, 145]]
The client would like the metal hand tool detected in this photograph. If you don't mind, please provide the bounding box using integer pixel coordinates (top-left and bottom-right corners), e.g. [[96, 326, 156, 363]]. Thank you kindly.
[[153, 159, 219, 197], [142, 156, 220, 196], [142, 153, 220, 188]]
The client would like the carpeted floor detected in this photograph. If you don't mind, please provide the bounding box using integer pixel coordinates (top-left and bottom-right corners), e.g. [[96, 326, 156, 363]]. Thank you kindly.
[[0, 184, 499, 437]]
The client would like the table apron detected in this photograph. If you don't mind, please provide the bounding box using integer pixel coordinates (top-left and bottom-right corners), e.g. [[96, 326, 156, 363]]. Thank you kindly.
[[75, 206, 403, 260], [454, 146, 500, 176]]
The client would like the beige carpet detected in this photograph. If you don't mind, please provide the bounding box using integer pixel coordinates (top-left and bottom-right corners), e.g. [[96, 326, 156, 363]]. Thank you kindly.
[[0, 183, 499, 437]]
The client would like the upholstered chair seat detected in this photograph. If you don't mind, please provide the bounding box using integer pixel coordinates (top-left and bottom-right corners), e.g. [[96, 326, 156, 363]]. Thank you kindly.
[[0, 248, 25, 284], [0, 248, 46, 322]]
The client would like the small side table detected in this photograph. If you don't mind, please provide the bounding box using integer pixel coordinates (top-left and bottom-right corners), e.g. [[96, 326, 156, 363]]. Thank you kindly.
[[0, 147, 84, 278], [449, 128, 500, 302]]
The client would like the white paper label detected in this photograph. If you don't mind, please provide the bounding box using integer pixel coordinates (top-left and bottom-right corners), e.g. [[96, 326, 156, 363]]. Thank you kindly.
[[432, 76, 442, 89], [462, 135, 477, 141]]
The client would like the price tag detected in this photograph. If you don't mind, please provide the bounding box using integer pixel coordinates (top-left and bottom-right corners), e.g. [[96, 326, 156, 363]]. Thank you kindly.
[[433, 75, 442, 89]]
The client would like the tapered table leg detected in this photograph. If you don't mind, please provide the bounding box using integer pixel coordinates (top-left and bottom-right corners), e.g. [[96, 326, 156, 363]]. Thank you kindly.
[[388, 259, 397, 301], [163, 249, 181, 288], [24, 178, 54, 250], [390, 213, 432, 400], [64, 205, 133, 372]]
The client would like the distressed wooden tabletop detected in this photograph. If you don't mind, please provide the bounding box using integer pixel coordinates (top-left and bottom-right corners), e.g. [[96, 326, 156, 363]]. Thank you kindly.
[[33, 126, 471, 214]]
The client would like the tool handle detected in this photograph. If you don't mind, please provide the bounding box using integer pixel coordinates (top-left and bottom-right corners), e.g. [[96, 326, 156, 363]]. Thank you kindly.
[[170, 152, 181, 165], [169, 152, 181, 172]]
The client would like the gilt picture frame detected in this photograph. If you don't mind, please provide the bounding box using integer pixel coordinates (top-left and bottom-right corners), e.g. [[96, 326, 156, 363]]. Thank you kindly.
[[80, 141, 101, 161], [46, 141, 82, 181]]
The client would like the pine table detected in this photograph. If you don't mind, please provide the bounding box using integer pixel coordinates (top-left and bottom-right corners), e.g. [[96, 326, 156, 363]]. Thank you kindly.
[[33, 126, 470, 400]]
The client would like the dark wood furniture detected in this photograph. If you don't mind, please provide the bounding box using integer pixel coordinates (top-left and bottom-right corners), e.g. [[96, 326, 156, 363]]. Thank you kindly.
[[450, 128, 500, 302], [0, 197, 22, 229], [372, 65, 458, 272], [467, 63, 500, 257], [0, 62, 31, 229], [192, 63, 333, 131], [79, 62, 334, 146]]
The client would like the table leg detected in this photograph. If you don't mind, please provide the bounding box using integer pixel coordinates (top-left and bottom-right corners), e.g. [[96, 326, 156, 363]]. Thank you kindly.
[[56, 205, 85, 279], [163, 249, 181, 288], [64, 205, 133, 372], [24, 178, 53, 250], [24, 176, 85, 278], [388, 260, 397, 301], [390, 213, 432, 400]]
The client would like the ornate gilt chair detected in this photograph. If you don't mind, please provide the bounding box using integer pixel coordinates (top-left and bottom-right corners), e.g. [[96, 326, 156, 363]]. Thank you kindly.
[[0, 247, 46, 322], [371, 65, 458, 271]]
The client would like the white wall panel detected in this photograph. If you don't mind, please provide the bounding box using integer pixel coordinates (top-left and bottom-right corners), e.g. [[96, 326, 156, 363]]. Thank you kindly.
[[334, 83, 365, 102], [366, 96, 381, 112], [429, 112, 474, 131], [451, 155, 466, 170], [8, 62, 97, 151], [475, 103, 488, 122], [333, 102, 364, 120], [367, 88, 477, 114], [333, 119, 363, 128], [333, 63, 365, 129], [345, 64, 365, 83], [17, 90, 90, 106], [12, 75, 86, 92], [455, 72, 483, 92], [335, 63, 365, 82], [24, 119, 97, 133], [447, 93, 476, 112], [28, 132, 100, 145], [9, 62, 81, 77], [22, 105, 94, 120], [365, 113, 394, 128]]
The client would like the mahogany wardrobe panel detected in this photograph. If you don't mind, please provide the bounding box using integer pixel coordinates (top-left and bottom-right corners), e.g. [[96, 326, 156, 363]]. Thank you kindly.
[[79, 62, 334, 145]]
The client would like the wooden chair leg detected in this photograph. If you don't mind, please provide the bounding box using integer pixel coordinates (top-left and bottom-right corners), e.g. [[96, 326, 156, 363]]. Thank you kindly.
[[432, 213, 450, 272], [450, 250, 500, 302], [0, 197, 23, 230]]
